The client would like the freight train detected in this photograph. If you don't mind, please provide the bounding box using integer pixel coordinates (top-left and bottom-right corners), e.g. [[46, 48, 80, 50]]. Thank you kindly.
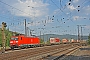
[[10, 35, 83, 49]]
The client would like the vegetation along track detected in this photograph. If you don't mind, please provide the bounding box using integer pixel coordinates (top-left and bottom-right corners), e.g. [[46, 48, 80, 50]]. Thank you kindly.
[[0, 44, 80, 60]]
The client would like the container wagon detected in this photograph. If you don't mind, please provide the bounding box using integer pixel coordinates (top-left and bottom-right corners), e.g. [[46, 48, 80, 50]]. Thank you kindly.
[[50, 38, 60, 45], [62, 38, 68, 44], [71, 39, 76, 43]]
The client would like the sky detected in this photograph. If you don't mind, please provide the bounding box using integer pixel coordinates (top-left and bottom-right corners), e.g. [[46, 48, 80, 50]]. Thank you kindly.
[[0, 0, 90, 36]]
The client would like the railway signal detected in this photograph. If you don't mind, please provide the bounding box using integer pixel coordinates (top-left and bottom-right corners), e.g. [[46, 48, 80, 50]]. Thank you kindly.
[[2, 22, 7, 27], [1, 22, 7, 53]]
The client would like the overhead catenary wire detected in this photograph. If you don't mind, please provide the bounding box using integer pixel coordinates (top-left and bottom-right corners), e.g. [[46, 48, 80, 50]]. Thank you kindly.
[[0, 1, 50, 28], [0, 1, 29, 26], [78, 0, 90, 11], [50, 0, 68, 17], [0, 1, 39, 33], [0, 0, 89, 35], [0, 0, 34, 17], [50, 0, 77, 26], [60, 0, 63, 9], [50, 0, 85, 35]]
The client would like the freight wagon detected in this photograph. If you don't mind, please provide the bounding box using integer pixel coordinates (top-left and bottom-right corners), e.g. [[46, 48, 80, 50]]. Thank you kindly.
[[71, 39, 77, 43], [62, 38, 68, 44], [76, 40, 80, 43], [50, 38, 60, 45], [10, 35, 40, 49]]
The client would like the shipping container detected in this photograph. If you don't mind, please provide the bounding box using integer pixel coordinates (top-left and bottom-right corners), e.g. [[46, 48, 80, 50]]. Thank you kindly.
[[62, 38, 68, 43], [50, 38, 60, 45], [76, 40, 80, 43], [71, 39, 76, 43]]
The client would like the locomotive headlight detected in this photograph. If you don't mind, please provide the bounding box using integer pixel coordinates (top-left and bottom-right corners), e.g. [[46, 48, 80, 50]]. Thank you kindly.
[[10, 41, 13, 43], [16, 41, 18, 43]]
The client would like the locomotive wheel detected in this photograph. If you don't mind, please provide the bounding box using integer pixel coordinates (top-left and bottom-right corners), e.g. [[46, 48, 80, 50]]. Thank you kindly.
[[11, 46, 14, 50]]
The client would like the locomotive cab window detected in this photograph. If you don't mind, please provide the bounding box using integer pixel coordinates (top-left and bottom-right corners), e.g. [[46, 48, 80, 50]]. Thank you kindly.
[[11, 38, 18, 40]]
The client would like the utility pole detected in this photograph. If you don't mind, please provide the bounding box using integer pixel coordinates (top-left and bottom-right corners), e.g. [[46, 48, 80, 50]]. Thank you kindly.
[[81, 25, 86, 40], [1, 22, 7, 53], [77, 25, 80, 40], [40, 31, 41, 39], [77, 25, 86, 41], [43, 33, 44, 44], [81, 27, 83, 40], [27, 27, 29, 36], [27, 27, 34, 36], [25, 19, 27, 36]]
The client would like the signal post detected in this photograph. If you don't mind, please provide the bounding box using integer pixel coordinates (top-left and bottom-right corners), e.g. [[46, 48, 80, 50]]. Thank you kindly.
[[1, 22, 7, 53]]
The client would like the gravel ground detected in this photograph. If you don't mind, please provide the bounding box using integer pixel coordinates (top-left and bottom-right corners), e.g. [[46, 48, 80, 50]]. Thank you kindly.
[[61, 45, 90, 60]]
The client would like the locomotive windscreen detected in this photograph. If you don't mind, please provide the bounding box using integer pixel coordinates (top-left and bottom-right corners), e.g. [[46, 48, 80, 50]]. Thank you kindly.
[[11, 37, 18, 40]]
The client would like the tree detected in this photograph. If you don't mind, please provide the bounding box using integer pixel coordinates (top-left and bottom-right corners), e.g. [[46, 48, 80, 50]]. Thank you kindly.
[[5, 28, 12, 46], [88, 34, 90, 44], [40, 38, 44, 44], [0, 28, 2, 47], [46, 40, 50, 44]]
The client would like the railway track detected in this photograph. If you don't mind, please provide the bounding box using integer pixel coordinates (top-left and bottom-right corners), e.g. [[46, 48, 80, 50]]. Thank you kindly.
[[0, 44, 81, 60], [41, 45, 80, 60]]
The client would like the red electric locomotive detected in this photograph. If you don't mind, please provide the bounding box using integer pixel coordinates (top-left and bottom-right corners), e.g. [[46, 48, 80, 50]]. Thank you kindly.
[[10, 35, 40, 49]]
